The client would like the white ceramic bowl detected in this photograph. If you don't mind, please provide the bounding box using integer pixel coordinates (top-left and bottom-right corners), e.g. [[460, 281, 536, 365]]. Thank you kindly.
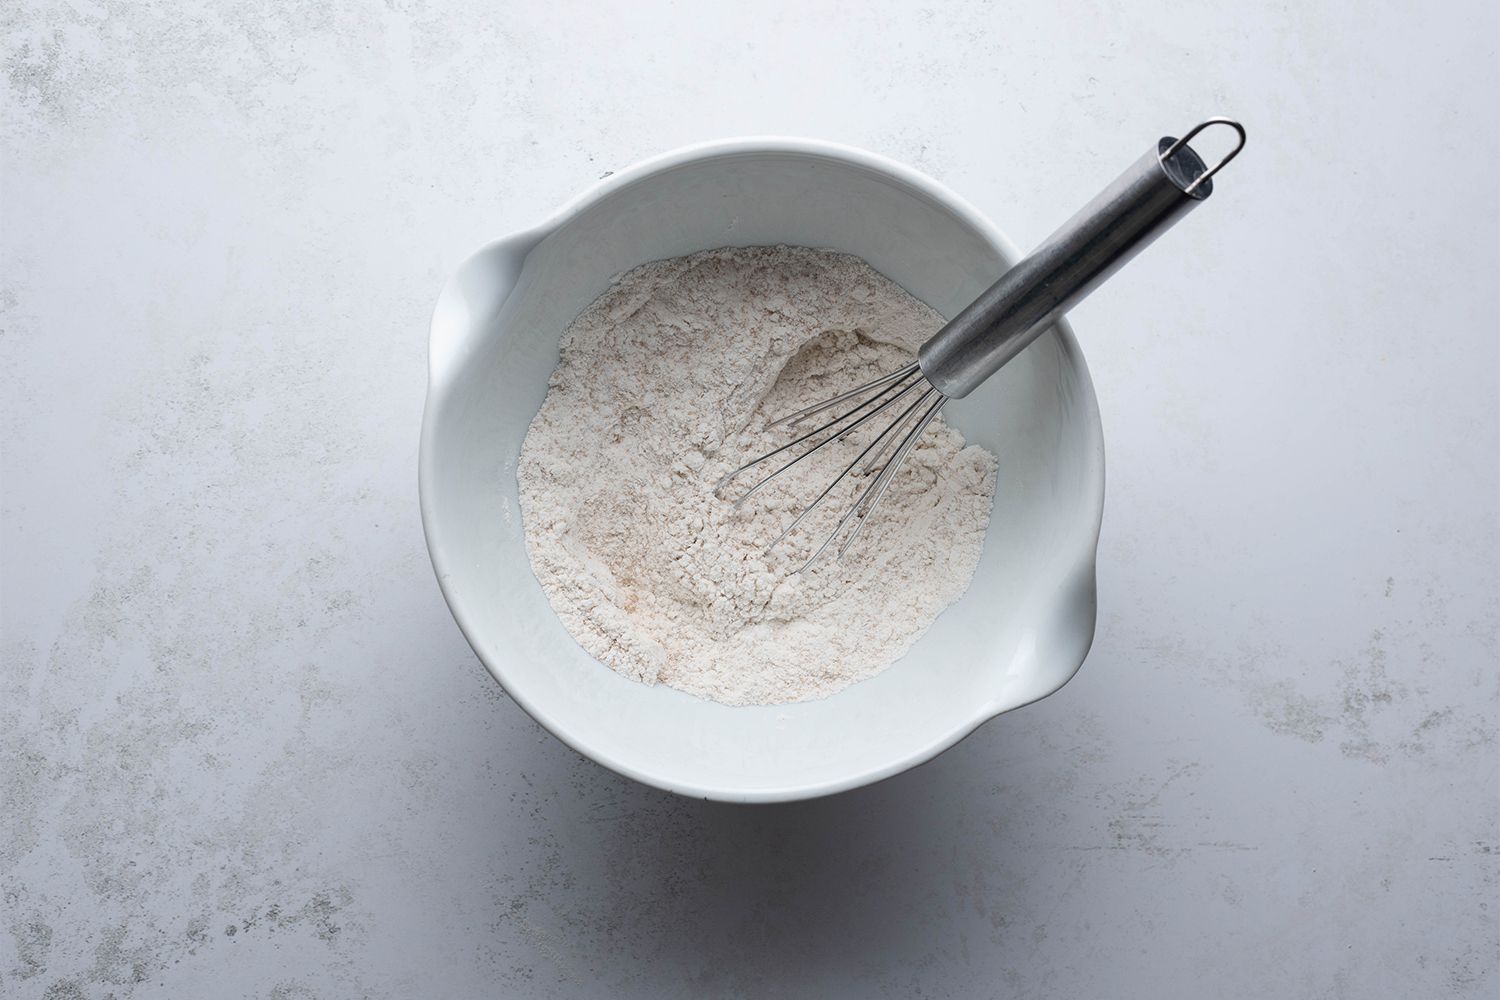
[[420, 138, 1104, 802]]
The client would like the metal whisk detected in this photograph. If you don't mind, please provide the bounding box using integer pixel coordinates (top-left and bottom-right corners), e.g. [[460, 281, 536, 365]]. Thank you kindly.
[[716, 118, 1246, 571]]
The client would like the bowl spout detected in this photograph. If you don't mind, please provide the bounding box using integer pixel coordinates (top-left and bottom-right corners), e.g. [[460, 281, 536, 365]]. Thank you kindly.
[[429, 228, 548, 391]]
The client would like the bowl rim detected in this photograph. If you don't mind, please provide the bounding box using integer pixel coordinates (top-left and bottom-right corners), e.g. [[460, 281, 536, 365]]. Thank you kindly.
[[419, 136, 1105, 802]]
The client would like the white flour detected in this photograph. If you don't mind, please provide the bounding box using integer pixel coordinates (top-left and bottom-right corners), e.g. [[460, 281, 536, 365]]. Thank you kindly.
[[517, 246, 997, 706]]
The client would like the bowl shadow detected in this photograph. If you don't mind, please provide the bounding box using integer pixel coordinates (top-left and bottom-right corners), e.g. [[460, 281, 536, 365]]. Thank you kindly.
[[491, 696, 1063, 996]]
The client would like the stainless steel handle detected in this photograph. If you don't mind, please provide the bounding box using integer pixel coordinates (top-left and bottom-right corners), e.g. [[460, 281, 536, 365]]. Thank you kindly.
[[917, 118, 1246, 399]]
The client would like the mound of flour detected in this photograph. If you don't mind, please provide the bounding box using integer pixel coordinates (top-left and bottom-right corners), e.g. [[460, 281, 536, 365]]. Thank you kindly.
[[517, 246, 997, 706]]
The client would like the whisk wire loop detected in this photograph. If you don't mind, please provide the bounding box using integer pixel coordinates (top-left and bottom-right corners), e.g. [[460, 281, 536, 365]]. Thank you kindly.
[[793, 388, 944, 572], [768, 385, 939, 552], [766, 362, 920, 430], [717, 362, 949, 570], [715, 369, 925, 509], [834, 394, 946, 562]]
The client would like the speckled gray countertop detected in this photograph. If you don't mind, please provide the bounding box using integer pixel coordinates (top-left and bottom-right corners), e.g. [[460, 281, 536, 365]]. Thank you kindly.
[[3, 2, 1497, 997]]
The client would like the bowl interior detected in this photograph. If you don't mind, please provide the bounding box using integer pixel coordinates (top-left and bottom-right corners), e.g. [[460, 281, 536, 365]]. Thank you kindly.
[[421, 146, 1102, 801]]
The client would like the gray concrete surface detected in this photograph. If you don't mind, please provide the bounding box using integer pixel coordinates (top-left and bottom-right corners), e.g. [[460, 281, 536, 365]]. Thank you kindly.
[[2, 1, 1496, 997]]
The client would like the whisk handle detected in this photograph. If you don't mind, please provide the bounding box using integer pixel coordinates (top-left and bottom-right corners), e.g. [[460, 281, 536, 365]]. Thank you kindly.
[[917, 118, 1245, 399]]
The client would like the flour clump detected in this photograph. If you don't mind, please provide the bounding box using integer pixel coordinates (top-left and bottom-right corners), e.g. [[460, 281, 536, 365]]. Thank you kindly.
[[517, 246, 997, 706]]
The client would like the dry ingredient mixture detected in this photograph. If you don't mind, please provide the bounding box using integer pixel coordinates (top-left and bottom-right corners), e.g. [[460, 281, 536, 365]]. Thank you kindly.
[[517, 246, 997, 706]]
